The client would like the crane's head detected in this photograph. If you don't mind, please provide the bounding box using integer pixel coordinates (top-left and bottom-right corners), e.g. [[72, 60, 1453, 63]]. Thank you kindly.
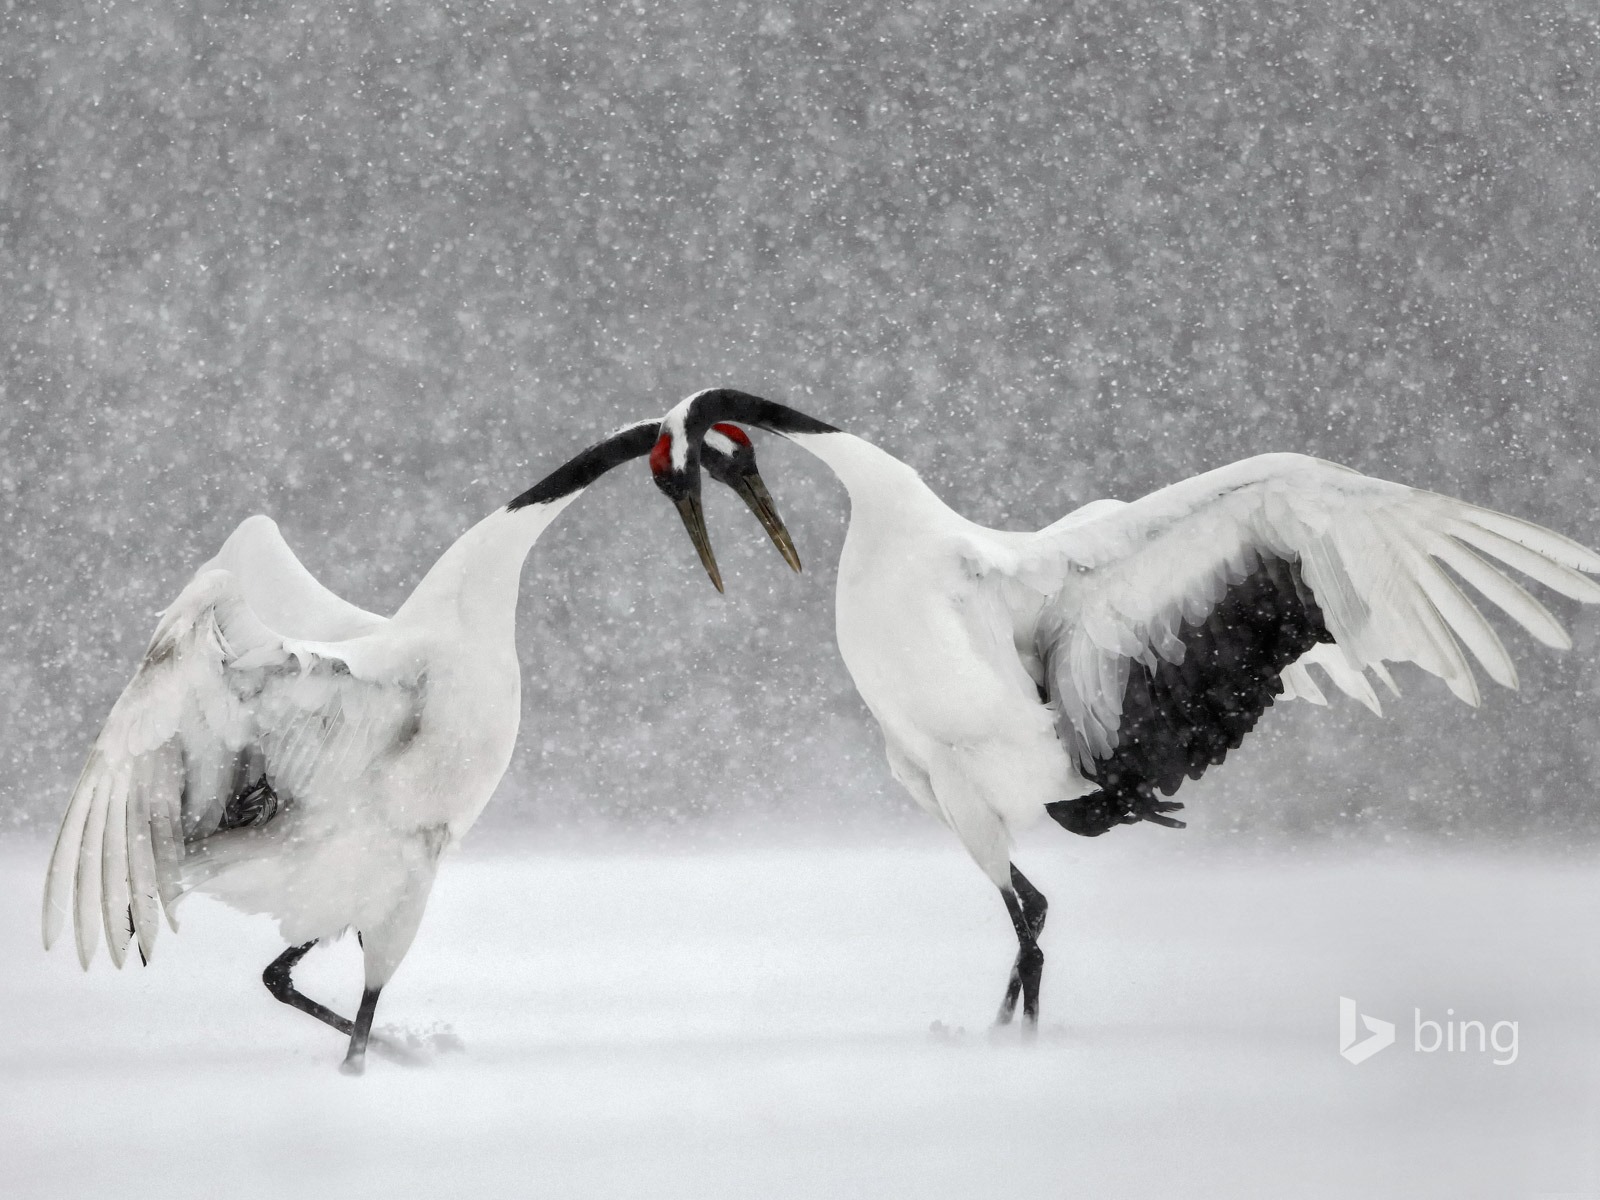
[[701, 422, 802, 574], [651, 388, 837, 591], [650, 409, 801, 592]]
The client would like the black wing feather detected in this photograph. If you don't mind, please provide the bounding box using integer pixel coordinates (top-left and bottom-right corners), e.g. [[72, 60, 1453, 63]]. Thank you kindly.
[[1047, 554, 1332, 836]]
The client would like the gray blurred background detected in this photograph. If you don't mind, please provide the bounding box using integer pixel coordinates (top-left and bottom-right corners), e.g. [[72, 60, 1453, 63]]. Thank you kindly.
[[3, 0, 1598, 841]]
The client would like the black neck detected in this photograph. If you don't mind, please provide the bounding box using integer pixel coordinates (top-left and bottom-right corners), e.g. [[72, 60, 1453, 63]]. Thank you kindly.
[[506, 421, 659, 511], [683, 390, 839, 442]]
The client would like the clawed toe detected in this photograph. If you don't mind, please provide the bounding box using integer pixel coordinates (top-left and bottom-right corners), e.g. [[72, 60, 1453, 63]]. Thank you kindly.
[[1132, 797, 1186, 829]]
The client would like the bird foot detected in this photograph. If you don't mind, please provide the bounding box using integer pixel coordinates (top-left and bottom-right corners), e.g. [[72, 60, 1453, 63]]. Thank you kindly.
[[1131, 796, 1186, 829], [1046, 791, 1186, 836], [988, 1014, 1040, 1042]]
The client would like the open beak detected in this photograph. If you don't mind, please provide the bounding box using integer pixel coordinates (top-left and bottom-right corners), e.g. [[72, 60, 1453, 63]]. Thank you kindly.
[[673, 493, 724, 593], [731, 473, 802, 573]]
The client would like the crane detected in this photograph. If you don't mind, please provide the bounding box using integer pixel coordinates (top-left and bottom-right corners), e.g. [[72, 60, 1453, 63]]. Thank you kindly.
[[42, 418, 796, 1071], [651, 389, 1600, 1029]]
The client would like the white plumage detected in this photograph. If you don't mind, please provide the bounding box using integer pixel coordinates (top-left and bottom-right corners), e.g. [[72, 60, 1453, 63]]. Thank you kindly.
[[656, 390, 1600, 1027], [42, 419, 794, 1070], [1008, 453, 1599, 774], [43, 491, 574, 1072]]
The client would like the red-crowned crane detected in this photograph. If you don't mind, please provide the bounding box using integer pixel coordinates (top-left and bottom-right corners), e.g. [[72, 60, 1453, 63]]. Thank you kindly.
[[42, 419, 796, 1072], [650, 389, 1600, 1029]]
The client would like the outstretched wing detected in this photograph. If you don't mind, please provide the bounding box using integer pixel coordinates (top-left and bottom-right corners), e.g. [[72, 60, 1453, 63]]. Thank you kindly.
[[200, 514, 385, 640], [1012, 453, 1600, 819], [42, 569, 423, 970]]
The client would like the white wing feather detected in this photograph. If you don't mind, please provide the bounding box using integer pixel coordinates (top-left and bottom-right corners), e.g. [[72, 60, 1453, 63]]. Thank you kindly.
[[42, 568, 422, 969], [1015, 453, 1600, 774], [1281, 643, 1384, 714], [199, 514, 384, 640]]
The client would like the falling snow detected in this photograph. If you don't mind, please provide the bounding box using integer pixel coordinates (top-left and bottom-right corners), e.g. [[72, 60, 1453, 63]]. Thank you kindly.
[[4, 0, 1599, 839], [3, 1, 1599, 1194]]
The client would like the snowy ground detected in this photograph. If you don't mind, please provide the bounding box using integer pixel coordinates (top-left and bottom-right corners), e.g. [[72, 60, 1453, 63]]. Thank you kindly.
[[2, 829, 1598, 1199]]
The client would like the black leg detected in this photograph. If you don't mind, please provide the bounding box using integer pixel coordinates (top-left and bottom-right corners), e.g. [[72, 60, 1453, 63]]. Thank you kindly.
[[995, 865, 1048, 1028], [263, 941, 355, 1037], [340, 986, 383, 1075]]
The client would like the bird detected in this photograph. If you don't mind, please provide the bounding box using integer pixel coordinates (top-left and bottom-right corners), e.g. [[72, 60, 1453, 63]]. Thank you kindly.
[[41, 417, 797, 1072], [648, 388, 1600, 1029]]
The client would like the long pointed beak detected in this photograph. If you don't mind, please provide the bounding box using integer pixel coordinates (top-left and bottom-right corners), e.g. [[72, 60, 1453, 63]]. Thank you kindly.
[[731, 473, 802, 573], [673, 493, 724, 593]]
